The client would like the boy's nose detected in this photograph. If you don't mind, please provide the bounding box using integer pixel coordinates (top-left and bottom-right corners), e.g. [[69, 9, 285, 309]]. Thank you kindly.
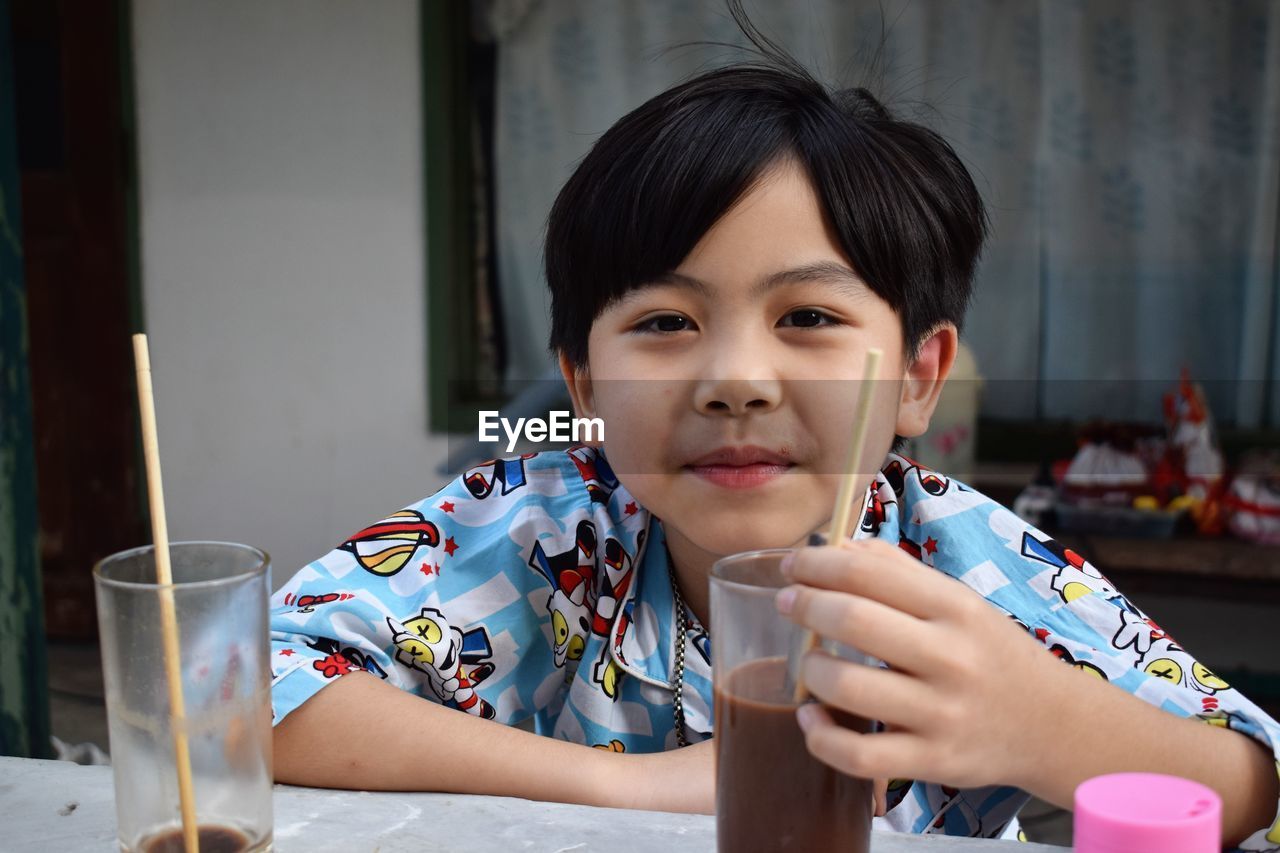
[[693, 375, 783, 416]]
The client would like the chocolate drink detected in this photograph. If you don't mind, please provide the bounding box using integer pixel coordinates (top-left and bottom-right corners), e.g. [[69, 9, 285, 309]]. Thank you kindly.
[[715, 656, 873, 853], [138, 824, 251, 853]]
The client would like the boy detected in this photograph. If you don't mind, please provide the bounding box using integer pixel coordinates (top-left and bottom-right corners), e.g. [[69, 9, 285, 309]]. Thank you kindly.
[[269, 37, 1280, 850]]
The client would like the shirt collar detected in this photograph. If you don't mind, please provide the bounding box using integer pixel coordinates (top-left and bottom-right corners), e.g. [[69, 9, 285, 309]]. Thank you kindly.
[[609, 513, 680, 689]]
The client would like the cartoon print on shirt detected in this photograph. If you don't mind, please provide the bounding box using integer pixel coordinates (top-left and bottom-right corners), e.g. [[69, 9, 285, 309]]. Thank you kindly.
[[882, 456, 951, 498], [861, 489, 890, 534], [593, 739, 626, 752], [1197, 695, 1249, 730], [688, 624, 711, 667], [593, 589, 645, 701], [387, 607, 497, 718], [587, 534, 640, 699], [1019, 529, 1119, 604], [593, 647, 623, 700], [306, 636, 389, 680], [1046, 641, 1108, 680], [313, 653, 353, 678], [339, 509, 440, 577], [593, 535, 636, 638], [595, 595, 638, 700], [884, 778, 913, 813], [465, 453, 536, 500], [282, 591, 355, 614], [1018, 531, 1170, 659], [924, 784, 982, 835], [883, 457, 907, 495], [1112, 607, 1172, 656], [568, 444, 619, 504], [917, 470, 951, 497], [528, 519, 599, 668], [1138, 637, 1230, 695], [1190, 660, 1231, 691]]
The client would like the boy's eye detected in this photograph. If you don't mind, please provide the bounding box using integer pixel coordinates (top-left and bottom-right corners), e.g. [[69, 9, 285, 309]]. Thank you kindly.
[[634, 314, 693, 334], [779, 309, 839, 328]]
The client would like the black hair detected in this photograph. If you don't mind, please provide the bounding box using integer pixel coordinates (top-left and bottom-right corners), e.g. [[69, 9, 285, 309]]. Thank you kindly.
[[545, 2, 988, 370]]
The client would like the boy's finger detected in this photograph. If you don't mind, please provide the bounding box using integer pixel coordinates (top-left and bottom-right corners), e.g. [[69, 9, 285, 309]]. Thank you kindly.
[[796, 703, 929, 782], [800, 649, 935, 730], [787, 539, 961, 619], [873, 777, 888, 817], [779, 585, 941, 675]]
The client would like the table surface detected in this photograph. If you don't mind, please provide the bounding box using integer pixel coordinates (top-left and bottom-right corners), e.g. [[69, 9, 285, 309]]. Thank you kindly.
[[1, 757, 1066, 853]]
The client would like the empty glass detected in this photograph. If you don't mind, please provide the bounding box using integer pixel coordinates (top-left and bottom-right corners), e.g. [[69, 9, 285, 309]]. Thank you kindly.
[[94, 541, 273, 852]]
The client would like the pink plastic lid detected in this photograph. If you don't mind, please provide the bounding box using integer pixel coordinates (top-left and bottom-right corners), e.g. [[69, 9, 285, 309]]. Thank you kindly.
[[1074, 772, 1222, 853]]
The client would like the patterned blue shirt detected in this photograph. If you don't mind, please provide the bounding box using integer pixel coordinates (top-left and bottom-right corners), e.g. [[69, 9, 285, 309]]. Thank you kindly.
[[270, 445, 1280, 849]]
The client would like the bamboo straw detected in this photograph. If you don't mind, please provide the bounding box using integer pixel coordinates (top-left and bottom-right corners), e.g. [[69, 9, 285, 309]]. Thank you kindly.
[[133, 334, 200, 853], [791, 347, 883, 703]]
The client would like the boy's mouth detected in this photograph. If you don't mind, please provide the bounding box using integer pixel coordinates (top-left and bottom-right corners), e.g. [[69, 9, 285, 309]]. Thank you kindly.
[[684, 445, 794, 490]]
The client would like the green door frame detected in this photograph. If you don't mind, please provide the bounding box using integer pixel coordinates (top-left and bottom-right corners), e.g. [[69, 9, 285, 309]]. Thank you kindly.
[[0, 0, 52, 760], [422, 1, 507, 434]]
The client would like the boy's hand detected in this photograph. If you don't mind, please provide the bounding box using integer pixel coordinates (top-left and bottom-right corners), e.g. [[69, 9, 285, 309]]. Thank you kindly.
[[776, 538, 1059, 792]]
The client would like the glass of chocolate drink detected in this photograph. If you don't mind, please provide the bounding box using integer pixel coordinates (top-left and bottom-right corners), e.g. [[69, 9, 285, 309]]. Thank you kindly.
[[94, 542, 273, 852], [711, 548, 875, 853]]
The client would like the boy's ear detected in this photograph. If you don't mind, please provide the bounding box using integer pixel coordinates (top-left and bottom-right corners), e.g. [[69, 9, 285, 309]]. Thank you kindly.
[[558, 351, 598, 426], [894, 323, 959, 439]]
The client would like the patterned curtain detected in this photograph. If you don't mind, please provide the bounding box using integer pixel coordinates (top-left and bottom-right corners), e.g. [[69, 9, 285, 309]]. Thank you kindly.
[[486, 0, 1280, 426], [0, 0, 51, 759]]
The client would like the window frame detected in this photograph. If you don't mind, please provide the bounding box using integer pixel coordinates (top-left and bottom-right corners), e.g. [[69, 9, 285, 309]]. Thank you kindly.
[[422, 1, 506, 434]]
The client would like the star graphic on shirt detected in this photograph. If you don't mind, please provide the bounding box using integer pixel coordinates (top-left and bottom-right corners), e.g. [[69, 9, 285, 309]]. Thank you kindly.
[[279, 649, 295, 657], [923, 537, 939, 556], [443, 536, 459, 556], [420, 561, 433, 577], [440, 501, 455, 513], [624, 501, 637, 515]]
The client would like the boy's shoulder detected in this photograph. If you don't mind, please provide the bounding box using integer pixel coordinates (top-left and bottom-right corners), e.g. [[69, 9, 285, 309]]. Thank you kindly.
[[871, 452, 1122, 629], [317, 444, 635, 584], [448, 443, 626, 510], [869, 452, 998, 535], [869, 452, 1045, 581], [879, 452, 979, 500]]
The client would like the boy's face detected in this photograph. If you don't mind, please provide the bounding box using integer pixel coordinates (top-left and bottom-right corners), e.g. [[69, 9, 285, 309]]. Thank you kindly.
[[560, 158, 957, 558]]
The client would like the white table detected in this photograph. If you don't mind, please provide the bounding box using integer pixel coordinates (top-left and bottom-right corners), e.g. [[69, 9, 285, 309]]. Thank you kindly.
[[0, 757, 1067, 852]]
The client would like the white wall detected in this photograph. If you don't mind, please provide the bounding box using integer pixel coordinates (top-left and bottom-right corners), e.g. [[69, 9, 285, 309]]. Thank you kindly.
[[132, 0, 450, 584]]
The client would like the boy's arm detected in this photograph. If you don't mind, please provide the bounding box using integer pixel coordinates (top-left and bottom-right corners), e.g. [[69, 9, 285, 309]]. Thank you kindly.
[[273, 670, 715, 814], [269, 447, 656, 786], [1014, 660, 1279, 848], [780, 539, 1280, 849]]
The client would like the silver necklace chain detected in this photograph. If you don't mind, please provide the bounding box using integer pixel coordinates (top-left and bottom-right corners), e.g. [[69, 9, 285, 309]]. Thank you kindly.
[[666, 544, 691, 748], [665, 531, 833, 749]]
